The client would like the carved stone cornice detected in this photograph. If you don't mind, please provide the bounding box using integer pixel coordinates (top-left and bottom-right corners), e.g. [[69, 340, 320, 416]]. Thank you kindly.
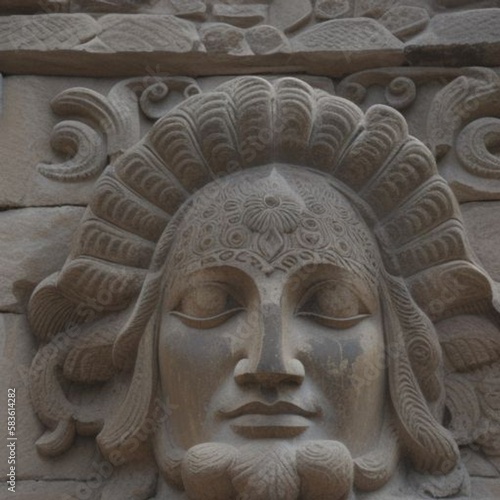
[[1, 4, 500, 77]]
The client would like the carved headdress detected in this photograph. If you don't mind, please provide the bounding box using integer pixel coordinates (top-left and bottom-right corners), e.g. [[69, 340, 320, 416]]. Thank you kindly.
[[30, 76, 491, 333], [28, 77, 499, 490]]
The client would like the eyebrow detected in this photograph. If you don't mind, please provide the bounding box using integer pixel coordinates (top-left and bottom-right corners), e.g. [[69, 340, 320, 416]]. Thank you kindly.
[[287, 264, 379, 308]]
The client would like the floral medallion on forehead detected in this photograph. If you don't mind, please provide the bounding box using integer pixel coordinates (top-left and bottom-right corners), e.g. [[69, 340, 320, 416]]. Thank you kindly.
[[169, 167, 380, 283], [242, 193, 301, 234]]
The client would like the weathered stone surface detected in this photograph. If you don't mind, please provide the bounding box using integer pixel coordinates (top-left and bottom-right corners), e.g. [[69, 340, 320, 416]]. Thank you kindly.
[[0, 0, 67, 14], [0, 13, 407, 77], [292, 18, 404, 73], [245, 25, 290, 55], [0, 14, 98, 51], [470, 477, 500, 499], [268, 0, 312, 33], [93, 14, 201, 52], [380, 6, 430, 40], [0, 14, 200, 53], [293, 18, 403, 50], [212, 4, 267, 28], [0, 480, 97, 499], [200, 24, 251, 55], [0, 314, 98, 481], [168, 0, 207, 20], [461, 202, 500, 283], [0, 207, 85, 313], [0, 76, 120, 208], [406, 9, 500, 66]]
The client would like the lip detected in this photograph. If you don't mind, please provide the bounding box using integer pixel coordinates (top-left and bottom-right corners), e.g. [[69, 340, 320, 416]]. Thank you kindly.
[[219, 401, 319, 438], [220, 400, 318, 418]]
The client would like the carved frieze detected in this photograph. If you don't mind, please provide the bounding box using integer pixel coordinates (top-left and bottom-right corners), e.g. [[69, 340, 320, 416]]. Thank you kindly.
[[336, 67, 500, 202], [35, 68, 500, 207], [1, 2, 500, 76]]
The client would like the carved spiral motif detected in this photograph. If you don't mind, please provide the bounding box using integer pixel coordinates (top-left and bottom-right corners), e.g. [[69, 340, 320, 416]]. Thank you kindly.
[[456, 118, 500, 179], [339, 82, 367, 104], [140, 78, 202, 120], [384, 76, 417, 110], [37, 121, 107, 182]]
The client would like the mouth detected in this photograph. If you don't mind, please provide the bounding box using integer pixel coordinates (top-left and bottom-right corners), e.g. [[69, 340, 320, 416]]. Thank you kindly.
[[219, 401, 319, 439]]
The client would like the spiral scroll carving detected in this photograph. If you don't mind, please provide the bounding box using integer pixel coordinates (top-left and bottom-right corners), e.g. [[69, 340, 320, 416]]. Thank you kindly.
[[456, 118, 500, 179]]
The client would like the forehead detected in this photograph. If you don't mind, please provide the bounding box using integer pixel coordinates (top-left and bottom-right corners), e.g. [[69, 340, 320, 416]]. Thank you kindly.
[[166, 166, 381, 288]]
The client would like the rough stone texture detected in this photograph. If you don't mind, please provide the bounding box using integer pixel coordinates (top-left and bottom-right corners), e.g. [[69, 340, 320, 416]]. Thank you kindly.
[[0, 480, 97, 500], [471, 478, 500, 499], [0, 314, 99, 481], [406, 9, 500, 66], [0, 207, 85, 312], [0, 76, 120, 208], [0, 14, 200, 53], [461, 202, 500, 283], [0, 14, 98, 51], [2, 2, 500, 498], [1, 6, 500, 76], [292, 18, 404, 72], [0, 0, 68, 14], [379, 6, 430, 40], [0, 14, 405, 77]]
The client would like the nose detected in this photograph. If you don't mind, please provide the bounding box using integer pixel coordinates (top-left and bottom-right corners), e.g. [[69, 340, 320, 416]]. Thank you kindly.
[[234, 302, 305, 387]]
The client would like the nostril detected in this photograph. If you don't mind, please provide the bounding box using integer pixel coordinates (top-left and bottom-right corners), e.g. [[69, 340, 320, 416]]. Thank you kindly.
[[288, 359, 305, 380], [234, 358, 251, 385], [233, 357, 305, 387]]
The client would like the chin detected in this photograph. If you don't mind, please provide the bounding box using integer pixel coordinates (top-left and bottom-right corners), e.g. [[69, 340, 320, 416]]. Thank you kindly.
[[152, 409, 402, 500]]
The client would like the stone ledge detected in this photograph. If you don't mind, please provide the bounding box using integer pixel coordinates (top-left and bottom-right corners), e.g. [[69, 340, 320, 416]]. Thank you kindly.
[[406, 9, 500, 67], [1, 11, 500, 76], [0, 14, 405, 77]]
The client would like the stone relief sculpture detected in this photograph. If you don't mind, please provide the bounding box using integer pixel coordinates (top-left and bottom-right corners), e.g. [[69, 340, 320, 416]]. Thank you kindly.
[[26, 76, 500, 499]]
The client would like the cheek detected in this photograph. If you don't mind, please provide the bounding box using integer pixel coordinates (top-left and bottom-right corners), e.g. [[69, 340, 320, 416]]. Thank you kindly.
[[296, 317, 386, 435], [158, 315, 239, 445]]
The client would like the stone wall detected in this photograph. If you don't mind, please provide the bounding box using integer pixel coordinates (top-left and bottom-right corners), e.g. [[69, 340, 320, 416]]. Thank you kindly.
[[1, 2, 500, 498]]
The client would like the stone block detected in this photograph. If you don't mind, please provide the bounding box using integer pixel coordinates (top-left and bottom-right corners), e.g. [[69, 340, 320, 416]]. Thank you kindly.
[[94, 14, 201, 52], [0, 314, 99, 481], [0, 479, 95, 499], [0, 75, 120, 208], [406, 9, 500, 66], [461, 201, 500, 283], [0, 207, 85, 313], [470, 477, 500, 499], [0, 14, 98, 51], [0, 13, 408, 77], [292, 18, 405, 73]]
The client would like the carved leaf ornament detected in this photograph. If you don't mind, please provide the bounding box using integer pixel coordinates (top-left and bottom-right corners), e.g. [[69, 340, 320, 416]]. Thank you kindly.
[[27, 77, 500, 494], [37, 76, 202, 181]]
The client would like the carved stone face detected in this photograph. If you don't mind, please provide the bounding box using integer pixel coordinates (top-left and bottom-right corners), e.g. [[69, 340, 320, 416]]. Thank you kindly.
[[157, 166, 387, 466]]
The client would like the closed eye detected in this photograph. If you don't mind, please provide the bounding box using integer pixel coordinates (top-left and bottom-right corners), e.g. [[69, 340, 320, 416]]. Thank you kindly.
[[169, 307, 244, 329], [169, 283, 244, 329], [296, 280, 372, 329]]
